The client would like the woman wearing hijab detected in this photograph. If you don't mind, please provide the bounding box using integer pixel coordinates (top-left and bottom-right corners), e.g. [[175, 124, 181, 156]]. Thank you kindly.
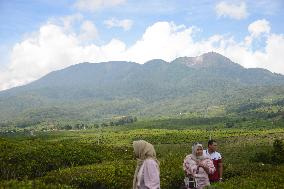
[[183, 142, 215, 189], [132, 140, 160, 189]]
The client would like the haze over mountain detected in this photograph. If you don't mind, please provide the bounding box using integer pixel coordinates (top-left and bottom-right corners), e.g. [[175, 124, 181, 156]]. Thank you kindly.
[[1, 52, 284, 126]]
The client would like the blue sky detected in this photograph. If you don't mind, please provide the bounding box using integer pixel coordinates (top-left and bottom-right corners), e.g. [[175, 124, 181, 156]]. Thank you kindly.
[[0, 0, 284, 90]]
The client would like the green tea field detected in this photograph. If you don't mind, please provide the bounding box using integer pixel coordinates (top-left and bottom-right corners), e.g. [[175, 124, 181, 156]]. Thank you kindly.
[[1, 117, 284, 189]]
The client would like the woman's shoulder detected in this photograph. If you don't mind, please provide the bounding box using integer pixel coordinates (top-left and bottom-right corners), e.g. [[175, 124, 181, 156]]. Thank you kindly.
[[184, 154, 194, 161], [203, 154, 211, 160]]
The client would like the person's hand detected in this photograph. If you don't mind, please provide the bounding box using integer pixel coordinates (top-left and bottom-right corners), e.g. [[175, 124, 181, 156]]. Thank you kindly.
[[185, 171, 192, 177], [197, 162, 210, 174], [197, 162, 202, 167], [197, 162, 205, 168], [186, 172, 196, 177]]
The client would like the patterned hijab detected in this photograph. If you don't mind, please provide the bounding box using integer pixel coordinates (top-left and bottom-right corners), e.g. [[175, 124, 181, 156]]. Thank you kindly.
[[132, 140, 159, 189]]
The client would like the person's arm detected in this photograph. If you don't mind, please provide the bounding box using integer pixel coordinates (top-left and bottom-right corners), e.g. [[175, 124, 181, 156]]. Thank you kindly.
[[198, 164, 209, 174], [199, 159, 216, 175], [183, 155, 195, 177], [143, 159, 160, 189]]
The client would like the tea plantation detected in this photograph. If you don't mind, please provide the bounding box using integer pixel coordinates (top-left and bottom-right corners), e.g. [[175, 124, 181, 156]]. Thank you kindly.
[[1, 118, 284, 189]]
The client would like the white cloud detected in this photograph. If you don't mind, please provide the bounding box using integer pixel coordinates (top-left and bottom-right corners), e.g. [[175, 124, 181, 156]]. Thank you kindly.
[[6, 24, 81, 82], [1, 20, 284, 91], [104, 18, 133, 31], [263, 34, 284, 72], [59, 14, 83, 31], [125, 22, 198, 63], [0, 21, 126, 91], [74, 0, 126, 11], [215, 1, 248, 20], [248, 19, 270, 38], [213, 32, 284, 74], [79, 20, 98, 41]]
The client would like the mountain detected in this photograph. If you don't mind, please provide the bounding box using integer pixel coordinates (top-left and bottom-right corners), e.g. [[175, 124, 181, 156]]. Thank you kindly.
[[1, 52, 284, 126]]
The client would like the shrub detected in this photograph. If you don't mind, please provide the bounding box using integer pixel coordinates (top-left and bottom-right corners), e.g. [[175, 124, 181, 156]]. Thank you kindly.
[[0, 179, 73, 189], [272, 139, 284, 164], [253, 139, 284, 164], [0, 138, 132, 180], [41, 160, 136, 189]]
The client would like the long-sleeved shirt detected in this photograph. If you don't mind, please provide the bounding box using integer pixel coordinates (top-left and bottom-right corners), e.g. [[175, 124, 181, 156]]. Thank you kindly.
[[137, 158, 160, 189], [183, 154, 215, 189]]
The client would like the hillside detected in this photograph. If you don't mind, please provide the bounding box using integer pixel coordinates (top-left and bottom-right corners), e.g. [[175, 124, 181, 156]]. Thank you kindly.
[[1, 52, 284, 126]]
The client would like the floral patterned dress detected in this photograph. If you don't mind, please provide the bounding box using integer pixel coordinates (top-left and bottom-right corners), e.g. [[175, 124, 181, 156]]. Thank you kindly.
[[183, 154, 215, 189]]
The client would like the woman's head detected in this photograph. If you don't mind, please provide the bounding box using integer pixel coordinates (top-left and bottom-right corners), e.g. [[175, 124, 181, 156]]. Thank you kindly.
[[192, 142, 204, 159], [133, 140, 156, 160]]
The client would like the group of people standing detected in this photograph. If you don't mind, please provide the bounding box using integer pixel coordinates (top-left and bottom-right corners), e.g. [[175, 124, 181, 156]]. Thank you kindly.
[[132, 140, 223, 189]]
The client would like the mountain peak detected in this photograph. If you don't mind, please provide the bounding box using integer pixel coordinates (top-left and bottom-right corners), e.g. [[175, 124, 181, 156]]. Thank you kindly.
[[171, 52, 241, 69], [202, 51, 227, 58], [201, 51, 232, 62], [144, 59, 168, 65]]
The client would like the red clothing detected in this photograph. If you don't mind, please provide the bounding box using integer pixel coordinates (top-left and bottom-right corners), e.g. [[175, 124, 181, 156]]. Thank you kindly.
[[203, 150, 222, 182]]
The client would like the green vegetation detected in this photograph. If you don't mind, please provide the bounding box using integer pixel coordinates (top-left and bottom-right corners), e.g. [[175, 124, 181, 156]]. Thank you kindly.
[[1, 53, 284, 188], [1, 117, 284, 189], [1, 53, 284, 125], [253, 139, 284, 165]]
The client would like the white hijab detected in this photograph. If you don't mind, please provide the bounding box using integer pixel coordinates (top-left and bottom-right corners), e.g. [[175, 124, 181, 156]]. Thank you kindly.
[[191, 142, 208, 161]]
